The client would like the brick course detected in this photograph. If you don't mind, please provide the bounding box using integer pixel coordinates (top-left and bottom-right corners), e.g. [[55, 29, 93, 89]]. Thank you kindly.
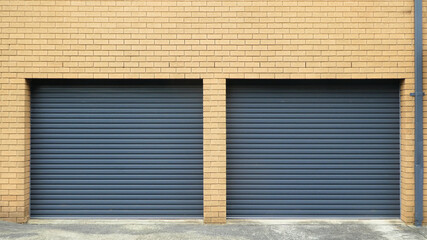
[[0, 0, 423, 224]]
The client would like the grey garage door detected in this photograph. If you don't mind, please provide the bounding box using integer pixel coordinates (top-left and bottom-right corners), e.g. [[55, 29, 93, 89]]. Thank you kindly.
[[227, 79, 400, 218], [31, 80, 203, 218]]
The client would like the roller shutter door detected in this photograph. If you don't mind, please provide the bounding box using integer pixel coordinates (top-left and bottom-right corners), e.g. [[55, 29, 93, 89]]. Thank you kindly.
[[227, 80, 400, 218], [31, 80, 203, 218]]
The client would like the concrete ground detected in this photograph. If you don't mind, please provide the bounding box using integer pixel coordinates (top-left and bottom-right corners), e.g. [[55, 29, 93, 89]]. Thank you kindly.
[[0, 219, 426, 240]]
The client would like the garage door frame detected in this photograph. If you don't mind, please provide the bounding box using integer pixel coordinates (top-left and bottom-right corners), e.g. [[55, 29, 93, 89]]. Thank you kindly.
[[30, 79, 204, 219], [226, 79, 401, 219]]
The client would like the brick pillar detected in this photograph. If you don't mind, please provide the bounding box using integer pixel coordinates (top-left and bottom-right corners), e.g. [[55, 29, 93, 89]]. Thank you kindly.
[[203, 79, 226, 224], [400, 78, 416, 224], [0, 79, 31, 223]]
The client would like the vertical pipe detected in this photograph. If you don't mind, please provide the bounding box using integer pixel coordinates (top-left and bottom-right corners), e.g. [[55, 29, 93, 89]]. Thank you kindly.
[[414, 0, 424, 227]]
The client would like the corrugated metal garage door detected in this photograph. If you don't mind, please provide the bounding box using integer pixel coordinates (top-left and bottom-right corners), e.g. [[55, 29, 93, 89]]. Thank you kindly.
[[227, 80, 400, 218], [31, 80, 203, 218]]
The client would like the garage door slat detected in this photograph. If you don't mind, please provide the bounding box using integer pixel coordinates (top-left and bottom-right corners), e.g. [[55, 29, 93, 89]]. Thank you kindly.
[[29, 210, 202, 216], [227, 210, 400, 216]]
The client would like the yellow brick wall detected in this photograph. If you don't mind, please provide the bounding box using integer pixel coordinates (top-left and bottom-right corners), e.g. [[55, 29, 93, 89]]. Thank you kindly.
[[0, 0, 421, 224]]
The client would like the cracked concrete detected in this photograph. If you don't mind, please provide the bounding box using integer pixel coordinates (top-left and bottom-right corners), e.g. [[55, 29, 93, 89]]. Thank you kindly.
[[0, 219, 426, 240]]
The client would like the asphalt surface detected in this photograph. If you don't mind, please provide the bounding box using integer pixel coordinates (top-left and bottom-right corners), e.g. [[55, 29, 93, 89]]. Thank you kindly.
[[0, 219, 426, 240]]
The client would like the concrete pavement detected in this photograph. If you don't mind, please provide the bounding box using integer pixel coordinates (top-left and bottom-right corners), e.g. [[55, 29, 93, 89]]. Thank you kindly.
[[0, 219, 426, 240]]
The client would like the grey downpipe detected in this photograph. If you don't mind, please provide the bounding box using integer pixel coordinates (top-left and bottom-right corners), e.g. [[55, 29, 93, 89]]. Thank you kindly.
[[414, 0, 424, 227]]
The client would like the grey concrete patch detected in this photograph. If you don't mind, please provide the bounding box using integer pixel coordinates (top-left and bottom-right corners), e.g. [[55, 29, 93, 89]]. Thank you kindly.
[[0, 220, 426, 240], [416, 227, 427, 239]]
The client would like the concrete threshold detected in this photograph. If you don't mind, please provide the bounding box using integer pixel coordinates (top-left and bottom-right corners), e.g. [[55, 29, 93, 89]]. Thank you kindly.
[[28, 219, 204, 225], [227, 219, 405, 225], [28, 218, 404, 226]]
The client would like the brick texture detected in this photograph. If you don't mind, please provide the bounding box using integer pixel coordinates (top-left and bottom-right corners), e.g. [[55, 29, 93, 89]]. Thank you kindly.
[[0, 0, 422, 224], [203, 79, 226, 223]]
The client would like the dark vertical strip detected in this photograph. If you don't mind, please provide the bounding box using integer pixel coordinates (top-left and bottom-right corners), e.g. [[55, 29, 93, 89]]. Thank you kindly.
[[414, 0, 424, 227]]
